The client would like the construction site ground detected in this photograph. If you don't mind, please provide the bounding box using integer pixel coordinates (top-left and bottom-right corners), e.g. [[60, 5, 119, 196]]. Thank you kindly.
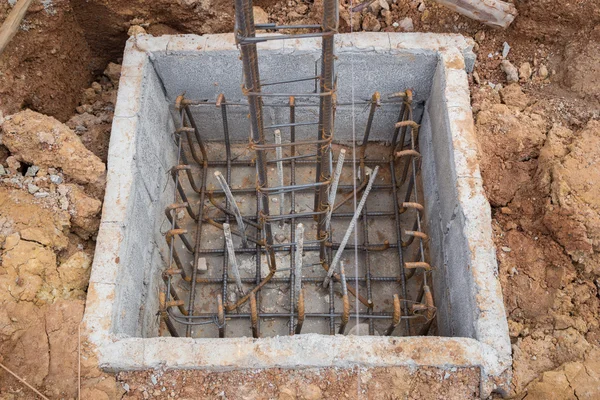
[[0, 0, 599, 399]]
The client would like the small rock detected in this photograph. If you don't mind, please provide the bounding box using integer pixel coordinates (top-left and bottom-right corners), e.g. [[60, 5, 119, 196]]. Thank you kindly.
[[6, 156, 20, 173], [519, 62, 532, 81], [104, 63, 122, 84], [0, 165, 5, 175], [474, 30, 485, 43], [50, 174, 63, 184], [382, 10, 393, 26], [362, 13, 381, 31], [506, 221, 518, 230], [34, 191, 49, 198], [500, 207, 513, 215], [91, 81, 102, 94], [253, 6, 269, 25], [369, 0, 381, 14], [127, 25, 147, 36], [83, 87, 97, 103], [279, 387, 296, 400], [392, 21, 399, 28], [502, 42, 510, 58], [296, 3, 308, 14], [379, 0, 390, 12], [538, 64, 549, 79], [420, 9, 429, 21], [418, 2, 426, 12], [398, 17, 414, 32], [197, 257, 208, 274], [472, 71, 481, 84], [444, 372, 450, 379], [499, 84, 529, 110], [151, 375, 158, 385], [501, 246, 512, 253], [27, 183, 40, 194], [275, 233, 286, 243], [299, 384, 322, 400], [501, 60, 519, 83], [25, 165, 39, 177], [122, 383, 130, 392]]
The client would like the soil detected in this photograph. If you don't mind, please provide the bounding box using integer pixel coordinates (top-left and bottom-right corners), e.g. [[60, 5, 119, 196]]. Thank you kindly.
[[0, 0, 599, 399]]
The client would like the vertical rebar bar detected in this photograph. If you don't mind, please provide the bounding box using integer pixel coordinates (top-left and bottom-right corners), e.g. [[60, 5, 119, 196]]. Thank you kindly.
[[183, 104, 210, 338], [294, 224, 304, 299], [360, 92, 379, 335], [274, 129, 285, 224], [235, 0, 277, 271], [338, 262, 350, 334], [314, 0, 337, 268], [288, 97, 297, 335], [219, 94, 231, 336]]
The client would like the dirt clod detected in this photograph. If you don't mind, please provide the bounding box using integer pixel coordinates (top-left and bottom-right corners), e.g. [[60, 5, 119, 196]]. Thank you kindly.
[[1, 110, 106, 185]]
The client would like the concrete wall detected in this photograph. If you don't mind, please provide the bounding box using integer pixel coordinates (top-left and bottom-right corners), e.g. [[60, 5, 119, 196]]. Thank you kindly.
[[83, 33, 511, 397], [91, 54, 176, 339]]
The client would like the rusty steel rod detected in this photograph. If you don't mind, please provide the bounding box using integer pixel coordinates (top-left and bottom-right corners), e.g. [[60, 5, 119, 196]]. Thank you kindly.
[[234, 0, 277, 272]]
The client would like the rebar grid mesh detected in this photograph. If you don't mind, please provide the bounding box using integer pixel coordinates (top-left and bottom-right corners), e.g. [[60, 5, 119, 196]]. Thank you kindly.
[[158, 0, 434, 338], [159, 93, 435, 338]]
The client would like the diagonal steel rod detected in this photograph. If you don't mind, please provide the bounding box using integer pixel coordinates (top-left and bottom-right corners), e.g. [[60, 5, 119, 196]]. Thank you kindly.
[[323, 166, 380, 288], [214, 170, 248, 247], [223, 223, 244, 296]]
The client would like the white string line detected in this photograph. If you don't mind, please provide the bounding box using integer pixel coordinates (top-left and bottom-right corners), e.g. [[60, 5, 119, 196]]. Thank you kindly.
[[347, 0, 362, 398]]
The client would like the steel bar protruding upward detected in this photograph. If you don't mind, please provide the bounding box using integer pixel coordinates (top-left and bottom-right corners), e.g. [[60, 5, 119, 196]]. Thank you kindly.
[[314, 0, 338, 268], [234, 0, 276, 272]]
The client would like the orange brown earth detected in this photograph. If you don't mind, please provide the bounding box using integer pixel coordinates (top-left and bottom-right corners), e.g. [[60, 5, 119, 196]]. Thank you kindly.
[[0, 0, 599, 399]]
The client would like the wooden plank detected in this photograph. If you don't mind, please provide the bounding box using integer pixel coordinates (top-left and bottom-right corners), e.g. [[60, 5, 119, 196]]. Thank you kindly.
[[0, 0, 35, 56], [433, 0, 517, 29]]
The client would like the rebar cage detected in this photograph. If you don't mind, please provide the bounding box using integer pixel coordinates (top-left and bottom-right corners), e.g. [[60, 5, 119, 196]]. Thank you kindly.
[[158, 0, 435, 339]]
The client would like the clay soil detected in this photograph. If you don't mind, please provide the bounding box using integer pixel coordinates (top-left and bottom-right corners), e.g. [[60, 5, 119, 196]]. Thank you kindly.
[[1, 0, 599, 399]]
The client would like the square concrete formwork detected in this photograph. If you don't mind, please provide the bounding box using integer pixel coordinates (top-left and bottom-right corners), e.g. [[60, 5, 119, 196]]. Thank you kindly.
[[83, 33, 511, 397]]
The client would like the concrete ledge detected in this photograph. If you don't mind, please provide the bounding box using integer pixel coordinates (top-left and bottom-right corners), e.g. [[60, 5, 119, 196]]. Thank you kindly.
[[84, 32, 509, 398]]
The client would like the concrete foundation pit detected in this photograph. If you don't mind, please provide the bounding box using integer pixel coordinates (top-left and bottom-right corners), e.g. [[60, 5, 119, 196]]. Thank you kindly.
[[83, 32, 512, 397]]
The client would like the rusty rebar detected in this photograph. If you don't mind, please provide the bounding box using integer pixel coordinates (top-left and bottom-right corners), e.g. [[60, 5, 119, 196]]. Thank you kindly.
[[250, 292, 259, 338], [338, 262, 350, 334], [384, 294, 401, 336], [234, 0, 277, 271]]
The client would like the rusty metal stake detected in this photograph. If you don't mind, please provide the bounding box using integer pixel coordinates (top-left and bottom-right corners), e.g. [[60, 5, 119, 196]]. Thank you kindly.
[[250, 292, 259, 338], [338, 262, 350, 334], [274, 129, 285, 225], [384, 294, 401, 336]]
